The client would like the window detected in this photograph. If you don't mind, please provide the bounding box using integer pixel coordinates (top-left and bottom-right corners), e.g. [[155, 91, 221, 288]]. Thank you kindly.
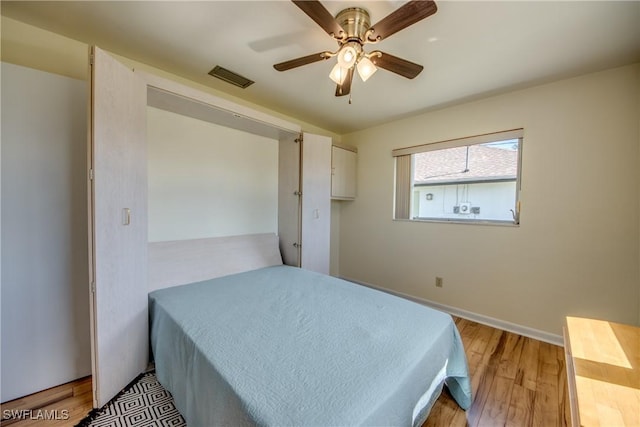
[[393, 129, 523, 225]]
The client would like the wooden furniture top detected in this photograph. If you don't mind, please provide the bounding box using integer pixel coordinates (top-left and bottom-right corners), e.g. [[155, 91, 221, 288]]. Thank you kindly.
[[564, 316, 640, 426]]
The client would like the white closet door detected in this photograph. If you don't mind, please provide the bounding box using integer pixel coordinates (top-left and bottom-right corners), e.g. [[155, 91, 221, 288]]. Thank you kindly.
[[89, 47, 148, 407], [301, 133, 331, 274], [278, 134, 301, 266]]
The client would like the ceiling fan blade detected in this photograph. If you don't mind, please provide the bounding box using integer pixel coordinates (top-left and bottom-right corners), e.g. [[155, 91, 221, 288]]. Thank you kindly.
[[274, 52, 329, 71], [370, 51, 424, 79], [292, 0, 345, 39], [367, 0, 437, 42], [335, 67, 354, 97]]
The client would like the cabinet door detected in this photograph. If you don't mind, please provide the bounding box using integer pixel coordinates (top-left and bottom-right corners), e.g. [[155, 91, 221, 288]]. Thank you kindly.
[[278, 134, 301, 267], [331, 146, 357, 199], [300, 133, 331, 274], [89, 47, 148, 407]]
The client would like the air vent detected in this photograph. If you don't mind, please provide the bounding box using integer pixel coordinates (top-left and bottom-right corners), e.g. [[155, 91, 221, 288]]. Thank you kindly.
[[208, 66, 254, 89]]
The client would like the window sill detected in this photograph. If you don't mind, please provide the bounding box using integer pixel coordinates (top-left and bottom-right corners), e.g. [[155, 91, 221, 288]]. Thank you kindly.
[[393, 218, 520, 227]]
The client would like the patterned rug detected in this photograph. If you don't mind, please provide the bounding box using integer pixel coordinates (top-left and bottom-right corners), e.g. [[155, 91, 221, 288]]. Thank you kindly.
[[76, 371, 185, 427]]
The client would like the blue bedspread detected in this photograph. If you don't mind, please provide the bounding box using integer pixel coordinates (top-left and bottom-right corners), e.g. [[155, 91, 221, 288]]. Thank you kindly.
[[149, 266, 472, 426]]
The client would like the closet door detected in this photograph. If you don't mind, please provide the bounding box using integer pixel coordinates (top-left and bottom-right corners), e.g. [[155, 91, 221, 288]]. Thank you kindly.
[[89, 47, 148, 407], [278, 134, 301, 266], [300, 133, 331, 274]]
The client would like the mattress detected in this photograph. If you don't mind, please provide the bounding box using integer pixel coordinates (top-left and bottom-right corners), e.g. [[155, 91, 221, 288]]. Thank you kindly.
[[149, 265, 472, 426]]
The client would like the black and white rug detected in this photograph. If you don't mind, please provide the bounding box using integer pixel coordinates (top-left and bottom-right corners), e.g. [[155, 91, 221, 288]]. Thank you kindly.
[[76, 372, 185, 427]]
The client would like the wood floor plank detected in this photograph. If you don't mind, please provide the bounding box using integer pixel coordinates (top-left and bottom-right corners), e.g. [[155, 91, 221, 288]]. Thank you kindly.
[[467, 363, 498, 427], [423, 390, 463, 427], [71, 378, 92, 397], [505, 384, 536, 427], [466, 349, 485, 377], [533, 386, 560, 427], [515, 337, 540, 391], [478, 375, 515, 427], [468, 323, 496, 355], [458, 317, 480, 342], [482, 328, 507, 367], [557, 357, 572, 427], [532, 342, 561, 427], [497, 332, 526, 380], [468, 326, 513, 426]]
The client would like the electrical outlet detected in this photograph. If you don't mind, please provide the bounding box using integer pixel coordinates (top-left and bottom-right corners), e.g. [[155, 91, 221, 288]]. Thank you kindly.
[[435, 277, 443, 288]]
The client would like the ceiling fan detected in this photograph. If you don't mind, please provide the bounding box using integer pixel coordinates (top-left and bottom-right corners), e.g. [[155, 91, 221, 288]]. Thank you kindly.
[[274, 0, 438, 99]]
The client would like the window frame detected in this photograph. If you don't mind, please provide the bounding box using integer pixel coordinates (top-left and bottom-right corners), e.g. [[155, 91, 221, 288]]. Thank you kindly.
[[393, 129, 523, 226]]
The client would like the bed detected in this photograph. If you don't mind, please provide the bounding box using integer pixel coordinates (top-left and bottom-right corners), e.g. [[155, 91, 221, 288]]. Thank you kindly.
[[148, 237, 472, 426]]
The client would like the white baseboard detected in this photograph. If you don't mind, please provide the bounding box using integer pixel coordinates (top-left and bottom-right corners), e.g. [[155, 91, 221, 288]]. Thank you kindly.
[[342, 276, 564, 347]]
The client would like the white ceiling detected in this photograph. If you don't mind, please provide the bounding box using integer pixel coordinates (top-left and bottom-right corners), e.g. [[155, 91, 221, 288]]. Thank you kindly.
[[3, 1, 640, 134]]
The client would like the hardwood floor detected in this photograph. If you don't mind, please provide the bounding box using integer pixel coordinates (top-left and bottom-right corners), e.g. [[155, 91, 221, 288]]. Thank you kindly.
[[425, 317, 571, 427], [1, 318, 570, 427], [0, 377, 92, 427]]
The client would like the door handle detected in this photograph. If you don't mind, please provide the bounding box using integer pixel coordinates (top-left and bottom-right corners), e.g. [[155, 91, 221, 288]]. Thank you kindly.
[[122, 208, 131, 226]]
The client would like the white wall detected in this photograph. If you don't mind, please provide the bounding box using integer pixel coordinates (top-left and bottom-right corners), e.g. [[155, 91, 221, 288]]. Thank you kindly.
[[339, 64, 640, 338], [147, 106, 279, 242], [1, 62, 91, 402]]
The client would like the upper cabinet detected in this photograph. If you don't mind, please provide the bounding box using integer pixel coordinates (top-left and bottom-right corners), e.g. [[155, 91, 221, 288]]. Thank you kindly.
[[331, 145, 357, 200]]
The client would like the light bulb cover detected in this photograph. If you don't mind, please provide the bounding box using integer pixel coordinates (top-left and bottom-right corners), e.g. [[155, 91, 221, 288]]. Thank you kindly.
[[337, 45, 358, 68], [329, 63, 349, 84], [356, 56, 377, 82]]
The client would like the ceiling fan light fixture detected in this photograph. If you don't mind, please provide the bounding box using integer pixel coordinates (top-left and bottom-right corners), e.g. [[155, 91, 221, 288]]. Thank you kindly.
[[337, 45, 358, 68], [329, 63, 349, 84], [356, 56, 377, 82], [276, 0, 437, 98]]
